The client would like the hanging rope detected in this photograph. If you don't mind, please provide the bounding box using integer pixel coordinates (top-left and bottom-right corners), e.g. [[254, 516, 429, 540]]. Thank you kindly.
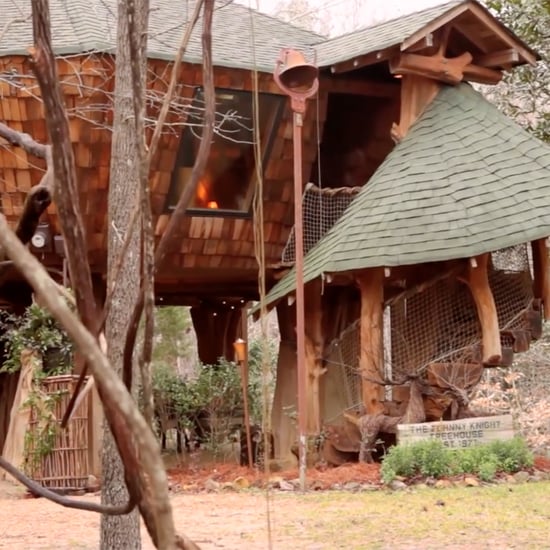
[[248, 2, 273, 548]]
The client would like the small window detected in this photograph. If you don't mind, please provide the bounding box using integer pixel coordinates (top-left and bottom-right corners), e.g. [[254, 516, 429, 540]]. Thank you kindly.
[[166, 88, 284, 216]]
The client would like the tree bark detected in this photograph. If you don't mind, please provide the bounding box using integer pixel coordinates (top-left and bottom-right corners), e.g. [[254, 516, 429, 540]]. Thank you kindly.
[[100, 0, 148, 546]]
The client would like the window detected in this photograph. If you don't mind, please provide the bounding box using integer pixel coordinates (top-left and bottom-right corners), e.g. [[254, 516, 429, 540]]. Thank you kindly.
[[166, 88, 284, 216]]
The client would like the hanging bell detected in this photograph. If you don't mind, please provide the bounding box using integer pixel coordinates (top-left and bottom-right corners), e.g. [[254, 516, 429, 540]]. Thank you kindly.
[[277, 49, 318, 92]]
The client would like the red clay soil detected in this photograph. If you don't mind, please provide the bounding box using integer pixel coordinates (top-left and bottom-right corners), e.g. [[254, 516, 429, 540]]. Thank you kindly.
[[167, 461, 382, 491], [533, 454, 550, 472]]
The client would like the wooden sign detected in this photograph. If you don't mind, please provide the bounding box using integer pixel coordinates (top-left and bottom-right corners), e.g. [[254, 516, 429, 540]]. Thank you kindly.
[[397, 415, 514, 449]]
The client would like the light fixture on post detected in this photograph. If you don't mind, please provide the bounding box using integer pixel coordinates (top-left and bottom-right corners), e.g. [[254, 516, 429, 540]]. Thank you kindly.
[[274, 48, 319, 491], [233, 338, 253, 469]]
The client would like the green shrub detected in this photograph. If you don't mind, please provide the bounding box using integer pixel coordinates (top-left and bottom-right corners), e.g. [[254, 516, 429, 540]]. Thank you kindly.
[[381, 444, 417, 483], [487, 438, 534, 472], [413, 440, 451, 478], [381, 437, 534, 484], [478, 458, 499, 482]]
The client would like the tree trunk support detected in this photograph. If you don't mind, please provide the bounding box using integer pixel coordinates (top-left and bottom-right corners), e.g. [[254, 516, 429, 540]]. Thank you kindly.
[[464, 253, 501, 365], [356, 268, 385, 414], [304, 280, 326, 434], [191, 303, 242, 365], [391, 74, 440, 142], [531, 238, 550, 320]]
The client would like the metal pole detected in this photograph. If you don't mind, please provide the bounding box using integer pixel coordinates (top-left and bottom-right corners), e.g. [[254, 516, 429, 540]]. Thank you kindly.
[[272, 48, 319, 493], [292, 109, 308, 491]]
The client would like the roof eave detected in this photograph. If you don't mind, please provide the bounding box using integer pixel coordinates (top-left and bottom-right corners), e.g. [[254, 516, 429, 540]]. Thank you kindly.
[[402, 0, 540, 66]]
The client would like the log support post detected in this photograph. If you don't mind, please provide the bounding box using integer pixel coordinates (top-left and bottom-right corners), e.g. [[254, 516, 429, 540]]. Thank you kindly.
[[304, 280, 326, 434], [356, 268, 385, 414], [463, 254, 501, 365], [191, 302, 242, 365], [391, 74, 440, 143], [271, 301, 298, 463], [531, 238, 550, 320]]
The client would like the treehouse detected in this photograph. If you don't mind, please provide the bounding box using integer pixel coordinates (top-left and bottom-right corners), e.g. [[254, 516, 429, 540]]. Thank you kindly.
[[0, 0, 548, 466]]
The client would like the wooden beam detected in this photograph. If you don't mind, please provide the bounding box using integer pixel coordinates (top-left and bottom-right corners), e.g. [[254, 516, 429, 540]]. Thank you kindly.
[[531, 238, 550, 320], [390, 51, 502, 85], [391, 74, 440, 143], [356, 268, 385, 414], [390, 51, 473, 85], [463, 64, 503, 85], [321, 76, 400, 98], [401, 3, 471, 51], [474, 48, 520, 67], [462, 253, 502, 365], [467, 2, 538, 66], [329, 46, 399, 74], [304, 280, 326, 434], [404, 33, 435, 53], [451, 22, 490, 55]]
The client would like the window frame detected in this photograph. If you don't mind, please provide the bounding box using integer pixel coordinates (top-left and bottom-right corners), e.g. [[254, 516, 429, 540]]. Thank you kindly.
[[165, 86, 285, 219]]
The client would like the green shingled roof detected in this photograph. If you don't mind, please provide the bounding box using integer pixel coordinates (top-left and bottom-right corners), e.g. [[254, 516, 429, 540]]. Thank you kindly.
[[1, 1, 532, 74], [0, 0, 322, 72], [315, 0, 464, 67], [265, 83, 550, 306]]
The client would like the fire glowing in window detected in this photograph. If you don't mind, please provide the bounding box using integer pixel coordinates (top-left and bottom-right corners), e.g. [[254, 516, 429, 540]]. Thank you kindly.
[[167, 88, 284, 215]]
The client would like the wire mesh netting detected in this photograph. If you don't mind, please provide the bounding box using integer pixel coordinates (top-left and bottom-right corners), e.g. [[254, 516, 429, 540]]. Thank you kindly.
[[490, 244, 534, 332], [323, 244, 535, 414], [282, 183, 360, 264]]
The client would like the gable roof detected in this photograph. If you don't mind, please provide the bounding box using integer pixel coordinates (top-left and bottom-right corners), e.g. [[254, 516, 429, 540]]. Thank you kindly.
[[0, 1, 538, 74], [314, 0, 464, 67], [265, 83, 550, 306], [0, 0, 322, 72]]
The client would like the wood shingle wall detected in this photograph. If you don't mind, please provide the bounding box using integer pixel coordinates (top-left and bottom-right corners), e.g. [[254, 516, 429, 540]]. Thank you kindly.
[[0, 53, 325, 296]]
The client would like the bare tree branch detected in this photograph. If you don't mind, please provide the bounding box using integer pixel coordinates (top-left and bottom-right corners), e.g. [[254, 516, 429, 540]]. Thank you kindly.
[[99, 0, 204, 333], [125, 0, 156, 433], [24, 3, 198, 548], [0, 214, 199, 550], [0, 456, 135, 515], [0, 15, 31, 44], [29, 0, 98, 331], [0, 121, 48, 158], [59, 0, 204, 433], [0, 143, 53, 285], [122, 0, 216, 388]]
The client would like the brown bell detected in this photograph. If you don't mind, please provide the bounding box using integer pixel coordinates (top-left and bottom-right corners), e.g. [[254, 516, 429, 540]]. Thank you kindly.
[[277, 49, 318, 92]]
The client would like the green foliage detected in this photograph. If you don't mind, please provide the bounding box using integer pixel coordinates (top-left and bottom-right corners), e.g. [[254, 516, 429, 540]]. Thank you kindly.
[[483, 0, 549, 143], [151, 335, 277, 453], [246, 337, 278, 422], [151, 306, 195, 369], [414, 440, 453, 478], [22, 379, 67, 475], [381, 437, 534, 483], [0, 303, 73, 374]]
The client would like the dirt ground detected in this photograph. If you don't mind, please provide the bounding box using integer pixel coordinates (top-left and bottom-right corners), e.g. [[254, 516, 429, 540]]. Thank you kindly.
[[1, 458, 549, 550], [0, 462, 382, 550]]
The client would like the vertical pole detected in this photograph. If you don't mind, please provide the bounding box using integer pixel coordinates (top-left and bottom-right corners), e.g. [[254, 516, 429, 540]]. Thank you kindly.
[[273, 47, 318, 491], [293, 110, 307, 491]]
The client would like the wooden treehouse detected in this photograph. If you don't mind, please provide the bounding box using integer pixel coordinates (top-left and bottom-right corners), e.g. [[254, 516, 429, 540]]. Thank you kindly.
[[0, 0, 549, 468]]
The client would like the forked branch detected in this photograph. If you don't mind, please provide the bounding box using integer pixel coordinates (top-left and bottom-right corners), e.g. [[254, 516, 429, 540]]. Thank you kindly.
[[0, 456, 135, 515]]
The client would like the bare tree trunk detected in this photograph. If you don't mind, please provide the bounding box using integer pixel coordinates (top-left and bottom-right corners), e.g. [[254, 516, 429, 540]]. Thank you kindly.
[[101, 0, 148, 546]]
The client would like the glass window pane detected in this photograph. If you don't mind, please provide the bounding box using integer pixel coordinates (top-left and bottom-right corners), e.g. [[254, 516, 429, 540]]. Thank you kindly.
[[167, 88, 283, 215]]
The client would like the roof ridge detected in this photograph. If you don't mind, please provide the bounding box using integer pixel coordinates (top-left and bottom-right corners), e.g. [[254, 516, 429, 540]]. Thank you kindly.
[[319, 0, 465, 45]]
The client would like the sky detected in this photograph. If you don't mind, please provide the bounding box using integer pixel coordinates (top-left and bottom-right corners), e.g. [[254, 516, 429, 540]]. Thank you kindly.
[[237, 0, 450, 36]]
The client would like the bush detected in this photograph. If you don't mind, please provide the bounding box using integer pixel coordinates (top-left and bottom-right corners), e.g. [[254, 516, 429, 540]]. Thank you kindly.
[[0, 303, 73, 374], [381, 437, 534, 483]]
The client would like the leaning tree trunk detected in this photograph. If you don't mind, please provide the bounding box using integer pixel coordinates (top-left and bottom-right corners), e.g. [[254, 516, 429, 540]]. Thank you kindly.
[[101, 0, 148, 547]]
